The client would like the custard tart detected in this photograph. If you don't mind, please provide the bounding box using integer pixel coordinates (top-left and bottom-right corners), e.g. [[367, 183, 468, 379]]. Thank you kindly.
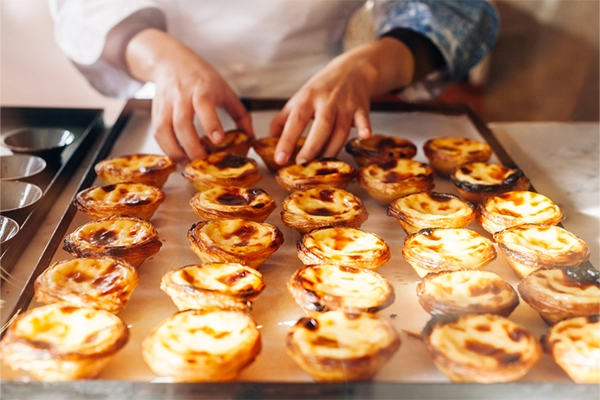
[[252, 136, 306, 172], [63, 215, 162, 268], [450, 162, 531, 204], [275, 158, 356, 192], [189, 187, 277, 223], [518, 266, 600, 325], [345, 134, 417, 167], [477, 191, 563, 234], [281, 188, 368, 234], [182, 152, 262, 192], [423, 137, 492, 177], [387, 192, 475, 234], [142, 309, 261, 382], [297, 227, 390, 270], [95, 154, 176, 188], [75, 182, 165, 220], [161, 263, 265, 312], [199, 129, 252, 156], [494, 224, 590, 278], [187, 218, 284, 269], [357, 158, 434, 205], [34, 256, 139, 314], [286, 310, 400, 381], [0, 303, 129, 381], [543, 315, 600, 383], [402, 228, 496, 278], [422, 314, 541, 383], [416, 270, 519, 317], [288, 264, 395, 316]]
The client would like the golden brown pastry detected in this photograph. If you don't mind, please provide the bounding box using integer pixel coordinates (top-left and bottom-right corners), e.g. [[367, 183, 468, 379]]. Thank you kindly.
[[288, 264, 394, 315], [160, 263, 265, 312], [252, 136, 306, 172], [387, 192, 475, 234], [34, 256, 139, 314], [187, 218, 284, 269], [357, 158, 434, 205], [199, 129, 252, 155], [518, 266, 600, 325], [297, 227, 390, 270], [281, 188, 368, 234], [477, 191, 563, 234], [402, 227, 496, 278], [94, 154, 176, 188], [543, 315, 600, 383], [63, 215, 162, 268], [416, 270, 519, 317], [422, 314, 542, 383], [182, 152, 262, 192], [286, 310, 400, 381], [423, 137, 492, 177], [189, 187, 277, 223], [275, 158, 356, 192], [450, 162, 531, 204], [142, 309, 261, 382], [74, 182, 165, 220], [345, 134, 417, 167], [494, 224, 590, 279], [0, 303, 129, 381]]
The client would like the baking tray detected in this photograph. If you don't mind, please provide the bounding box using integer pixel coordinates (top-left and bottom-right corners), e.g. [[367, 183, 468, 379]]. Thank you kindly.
[[0, 99, 597, 400], [0, 107, 104, 275]]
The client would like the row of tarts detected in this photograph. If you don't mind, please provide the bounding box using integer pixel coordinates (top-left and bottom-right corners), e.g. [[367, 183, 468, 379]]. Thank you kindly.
[[0, 130, 598, 384]]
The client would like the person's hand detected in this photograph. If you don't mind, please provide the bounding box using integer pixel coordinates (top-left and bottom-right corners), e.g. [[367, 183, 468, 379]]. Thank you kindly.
[[269, 37, 415, 165], [126, 29, 253, 163]]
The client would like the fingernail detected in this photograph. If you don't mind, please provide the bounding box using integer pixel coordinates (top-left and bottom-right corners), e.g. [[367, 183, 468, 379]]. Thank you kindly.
[[359, 128, 370, 138], [212, 130, 224, 143], [275, 151, 288, 165], [296, 158, 307, 165]]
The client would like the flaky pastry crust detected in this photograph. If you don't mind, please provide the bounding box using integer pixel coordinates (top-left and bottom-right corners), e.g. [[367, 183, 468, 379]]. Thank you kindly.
[[286, 310, 400, 381], [75, 182, 165, 220], [345, 134, 417, 167], [142, 309, 261, 382], [518, 266, 600, 325], [450, 162, 531, 204], [0, 303, 129, 381], [387, 192, 475, 234], [477, 191, 563, 234], [94, 154, 176, 188], [189, 187, 277, 222], [187, 218, 284, 269], [182, 152, 262, 191], [34, 256, 139, 314], [252, 136, 306, 172], [297, 227, 390, 270], [63, 215, 162, 268], [357, 158, 434, 205], [161, 263, 265, 312], [494, 224, 590, 278], [276, 158, 356, 192], [288, 264, 395, 315], [422, 314, 541, 383], [417, 270, 519, 317], [199, 129, 252, 156], [281, 188, 368, 234], [403, 227, 496, 278], [423, 137, 492, 177]]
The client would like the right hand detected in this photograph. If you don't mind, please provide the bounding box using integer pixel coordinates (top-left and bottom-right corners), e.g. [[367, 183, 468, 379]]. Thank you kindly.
[[126, 29, 253, 164]]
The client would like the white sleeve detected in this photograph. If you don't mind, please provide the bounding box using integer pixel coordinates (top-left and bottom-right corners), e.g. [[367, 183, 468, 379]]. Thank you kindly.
[[49, 0, 166, 98]]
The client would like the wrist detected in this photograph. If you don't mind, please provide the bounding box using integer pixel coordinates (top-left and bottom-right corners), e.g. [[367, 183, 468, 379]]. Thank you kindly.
[[125, 29, 187, 82]]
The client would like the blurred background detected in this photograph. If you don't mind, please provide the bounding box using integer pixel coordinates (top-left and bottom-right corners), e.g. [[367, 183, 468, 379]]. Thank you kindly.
[[2, 0, 599, 123]]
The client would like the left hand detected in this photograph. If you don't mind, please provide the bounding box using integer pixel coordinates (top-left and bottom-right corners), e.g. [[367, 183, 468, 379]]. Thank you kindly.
[[269, 37, 415, 165]]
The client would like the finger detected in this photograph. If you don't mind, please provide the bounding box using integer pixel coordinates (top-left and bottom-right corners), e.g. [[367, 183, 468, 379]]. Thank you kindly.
[[152, 100, 189, 163], [173, 99, 206, 161], [223, 94, 254, 138], [321, 113, 352, 158], [295, 106, 336, 164], [192, 96, 225, 145], [268, 106, 291, 139], [274, 106, 313, 165], [354, 107, 372, 139]]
